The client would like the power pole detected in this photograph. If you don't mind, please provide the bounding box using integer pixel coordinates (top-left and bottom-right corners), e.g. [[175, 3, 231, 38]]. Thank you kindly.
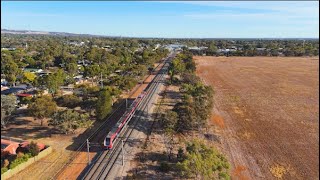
[[86, 139, 91, 165], [121, 139, 124, 166], [126, 98, 128, 109], [100, 72, 103, 88]]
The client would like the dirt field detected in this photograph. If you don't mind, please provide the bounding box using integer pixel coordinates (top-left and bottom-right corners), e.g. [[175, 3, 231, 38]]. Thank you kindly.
[[194, 56, 319, 179]]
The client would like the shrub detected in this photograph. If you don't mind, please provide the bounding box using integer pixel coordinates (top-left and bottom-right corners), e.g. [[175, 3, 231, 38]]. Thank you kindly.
[[9, 153, 32, 169], [1, 167, 8, 174], [20, 96, 34, 105], [28, 141, 40, 157], [57, 94, 81, 108]]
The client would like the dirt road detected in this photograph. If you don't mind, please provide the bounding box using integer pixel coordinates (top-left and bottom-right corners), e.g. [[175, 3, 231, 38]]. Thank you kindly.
[[195, 56, 319, 179]]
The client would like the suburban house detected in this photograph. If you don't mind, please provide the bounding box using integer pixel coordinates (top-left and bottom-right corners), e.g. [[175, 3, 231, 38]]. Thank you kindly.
[[1, 139, 46, 157], [23, 68, 43, 74]]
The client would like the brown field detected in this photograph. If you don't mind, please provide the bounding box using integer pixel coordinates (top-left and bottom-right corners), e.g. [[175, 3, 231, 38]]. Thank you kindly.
[[194, 56, 319, 179]]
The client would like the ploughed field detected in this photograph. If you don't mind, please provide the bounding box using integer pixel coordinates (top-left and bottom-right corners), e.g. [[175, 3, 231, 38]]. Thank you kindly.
[[194, 56, 319, 179]]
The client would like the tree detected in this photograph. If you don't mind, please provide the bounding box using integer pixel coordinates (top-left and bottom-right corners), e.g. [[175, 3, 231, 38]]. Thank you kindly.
[[22, 72, 36, 84], [177, 140, 230, 180], [84, 64, 100, 85], [57, 94, 81, 108], [45, 69, 66, 94], [160, 110, 178, 130], [96, 89, 113, 121], [28, 95, 57, 126], [65, 62, 78, 77], [49, 109, 90, 134], [2, 60, 21, 86], [1, 95, 17, 128], [28, 141, 40, 157]]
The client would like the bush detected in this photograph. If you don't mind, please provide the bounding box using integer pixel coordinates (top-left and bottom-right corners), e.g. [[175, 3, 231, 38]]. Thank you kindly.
[[1, 167, 8, 174], [9, 153, 32, 169], [57, 94, 81, 108], [159, 162, 170, 172], [20, 96, 33, 105], [28, 141, 40, 157]]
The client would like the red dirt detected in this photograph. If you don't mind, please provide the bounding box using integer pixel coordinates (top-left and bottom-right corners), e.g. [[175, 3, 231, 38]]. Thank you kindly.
[[195, 56, 319, 179], [211, 115, 225, 129]]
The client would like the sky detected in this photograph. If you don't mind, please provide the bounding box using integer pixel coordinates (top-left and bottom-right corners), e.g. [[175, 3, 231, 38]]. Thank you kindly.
[[1, 1, 319, 38]]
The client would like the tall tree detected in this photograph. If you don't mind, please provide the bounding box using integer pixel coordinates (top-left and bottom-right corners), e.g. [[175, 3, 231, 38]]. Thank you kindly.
[[28, 95, 57, 126], [3, 60, 21, 86], [96, 89, 112, 121], [1, 95, 17, 128]]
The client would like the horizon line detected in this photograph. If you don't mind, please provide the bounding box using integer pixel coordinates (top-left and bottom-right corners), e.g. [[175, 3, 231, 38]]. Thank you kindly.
[[1, 28, 319, 40]]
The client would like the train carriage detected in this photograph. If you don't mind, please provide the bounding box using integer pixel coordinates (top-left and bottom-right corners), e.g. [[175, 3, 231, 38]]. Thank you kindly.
[[103, 92, 146, 149]]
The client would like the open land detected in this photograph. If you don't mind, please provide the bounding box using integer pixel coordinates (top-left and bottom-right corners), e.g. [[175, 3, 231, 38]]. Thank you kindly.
[[194, 56, 319, 179]]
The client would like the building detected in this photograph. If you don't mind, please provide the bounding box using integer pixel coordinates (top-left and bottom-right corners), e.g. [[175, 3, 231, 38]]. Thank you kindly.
[[23, 68, 43, 73], [1, 139, 46, 157], [1, 48, 16, 51], [1, 87, 25, 95]]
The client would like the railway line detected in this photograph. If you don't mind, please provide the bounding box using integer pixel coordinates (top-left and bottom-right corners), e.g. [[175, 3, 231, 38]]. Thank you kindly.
[[80, 59, 169, 180], [53, 52, 175, 179]]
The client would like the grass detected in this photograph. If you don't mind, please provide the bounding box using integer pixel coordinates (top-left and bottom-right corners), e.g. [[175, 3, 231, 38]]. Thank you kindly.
[[270, 164, 287, 179]]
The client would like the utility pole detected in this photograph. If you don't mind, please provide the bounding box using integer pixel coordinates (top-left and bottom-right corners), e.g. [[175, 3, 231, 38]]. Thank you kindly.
[[100, 72, 103, 88], [86, 139, 90, 165], [121, 139, 124, 166], [126, 98, 128, 109]]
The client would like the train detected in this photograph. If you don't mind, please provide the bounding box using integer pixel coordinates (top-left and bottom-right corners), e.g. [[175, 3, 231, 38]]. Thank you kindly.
[[103, 91, 147, 149]]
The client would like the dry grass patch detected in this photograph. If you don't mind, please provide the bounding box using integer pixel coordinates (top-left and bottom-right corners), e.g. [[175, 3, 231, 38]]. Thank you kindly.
[[270, 164, 288, 179]]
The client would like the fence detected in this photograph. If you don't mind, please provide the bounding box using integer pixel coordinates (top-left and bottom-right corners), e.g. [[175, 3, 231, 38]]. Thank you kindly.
[[1, 146, 53, 180]]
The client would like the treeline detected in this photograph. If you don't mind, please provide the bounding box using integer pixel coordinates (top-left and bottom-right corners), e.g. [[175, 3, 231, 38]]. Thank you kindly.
[[188, 39, 319, 57], [163, 50, 213, 133], [154, 51, 229, 179]]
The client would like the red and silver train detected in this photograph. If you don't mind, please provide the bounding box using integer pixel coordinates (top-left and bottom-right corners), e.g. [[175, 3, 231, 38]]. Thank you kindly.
[[103, 92, 147, 149]]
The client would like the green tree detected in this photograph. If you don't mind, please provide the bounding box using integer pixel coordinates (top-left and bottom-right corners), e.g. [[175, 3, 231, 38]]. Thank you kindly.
[[161, 110, 178, 130], [22, 72, 37, 84], [49, 109, 90, 134], [28, 95, 57, 126], [45, 69, 66, 94], [1, 95, 17, 128], [96, 89, 112, 121], [177, 140, 230, 180], [28, 141, 40, 157], [57, 94, 81, 108], [66, 62, 78, 77], [84, 64, 100, 85], [3, 60, 21, 86]]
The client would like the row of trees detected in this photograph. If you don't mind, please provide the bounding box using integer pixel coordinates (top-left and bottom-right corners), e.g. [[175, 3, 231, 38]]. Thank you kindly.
[[156, 51, 229, 179], [163, 51, 213, 132], [189, 39, 319, 57]]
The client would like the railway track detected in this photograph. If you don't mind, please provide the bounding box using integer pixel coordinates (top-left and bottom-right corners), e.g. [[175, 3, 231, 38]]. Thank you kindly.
[[53, 55, 172, 179], [80, 60, 170, 180]]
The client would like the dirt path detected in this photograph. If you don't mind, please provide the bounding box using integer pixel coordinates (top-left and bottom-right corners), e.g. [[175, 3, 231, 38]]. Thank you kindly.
[[195, 56, 319, 179]]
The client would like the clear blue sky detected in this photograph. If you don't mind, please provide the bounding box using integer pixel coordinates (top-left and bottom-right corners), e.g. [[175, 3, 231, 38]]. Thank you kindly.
[[1, 1, 319, 38]]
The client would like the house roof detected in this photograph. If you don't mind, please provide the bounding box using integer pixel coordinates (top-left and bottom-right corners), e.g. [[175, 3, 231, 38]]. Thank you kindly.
[[16, 93, 33, 97], [1, 139, 20, 155], [1, 139, 46, 156], [1, 88, 25, 95]]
